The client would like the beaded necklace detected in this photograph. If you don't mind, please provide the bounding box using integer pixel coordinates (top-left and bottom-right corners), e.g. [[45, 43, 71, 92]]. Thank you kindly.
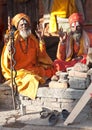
[[19, 38, 28, 54]]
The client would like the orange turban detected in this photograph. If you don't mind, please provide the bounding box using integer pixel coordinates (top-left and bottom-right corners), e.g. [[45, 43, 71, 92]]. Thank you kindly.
[[12, 13, 30, 28], [68, 13, 83, 26]]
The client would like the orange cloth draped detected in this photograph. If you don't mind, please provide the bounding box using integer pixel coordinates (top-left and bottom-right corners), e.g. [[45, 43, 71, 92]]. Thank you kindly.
[[54, 31, 92, 71], [68, 13, 84, 26], [1, 32, 55, 99]]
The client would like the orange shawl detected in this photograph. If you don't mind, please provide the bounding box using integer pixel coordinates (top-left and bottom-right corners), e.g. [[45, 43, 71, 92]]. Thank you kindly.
[[1, 32, 54, 99]]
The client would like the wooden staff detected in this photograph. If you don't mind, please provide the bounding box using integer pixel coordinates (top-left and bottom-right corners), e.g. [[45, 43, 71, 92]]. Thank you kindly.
[[8, 16, 19, 110]]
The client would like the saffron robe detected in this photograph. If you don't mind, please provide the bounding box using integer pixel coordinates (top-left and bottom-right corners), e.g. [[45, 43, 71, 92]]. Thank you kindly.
[[1, 32, 55, 99], [54, 31, 92, 71]]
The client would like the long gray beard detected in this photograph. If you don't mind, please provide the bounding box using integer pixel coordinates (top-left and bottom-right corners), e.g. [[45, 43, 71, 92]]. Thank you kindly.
[[72, 31, 82, 43], [20, 29, 31, 39]]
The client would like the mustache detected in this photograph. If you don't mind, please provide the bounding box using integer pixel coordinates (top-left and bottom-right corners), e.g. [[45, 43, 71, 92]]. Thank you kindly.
[[70, 30, 82, 43], [20, 29, 31, 39], [71, 29, 82, 35]]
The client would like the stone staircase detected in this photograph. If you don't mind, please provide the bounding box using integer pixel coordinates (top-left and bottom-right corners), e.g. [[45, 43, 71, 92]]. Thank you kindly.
[[0, 65, 92, 128], [0, 83, 92, 130]]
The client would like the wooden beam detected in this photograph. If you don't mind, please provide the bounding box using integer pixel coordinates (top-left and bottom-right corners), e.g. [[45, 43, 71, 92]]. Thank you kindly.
[[64, 82, 92, 126]]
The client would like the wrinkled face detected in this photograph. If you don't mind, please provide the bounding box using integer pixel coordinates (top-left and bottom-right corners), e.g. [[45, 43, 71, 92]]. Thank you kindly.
[[71, 21, 83, 43], [18, 18, 29, 31], [18, 18, 31, 39]]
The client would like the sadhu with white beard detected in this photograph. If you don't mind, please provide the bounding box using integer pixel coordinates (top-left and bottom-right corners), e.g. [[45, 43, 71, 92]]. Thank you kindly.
[[1, 13, 55, 99], [54, 13, 92, 72]]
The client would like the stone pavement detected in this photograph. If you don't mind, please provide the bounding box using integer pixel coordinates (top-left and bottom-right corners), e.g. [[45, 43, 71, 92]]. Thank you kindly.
[[0, 76, 92, 130], [0, 105, 92, 130]]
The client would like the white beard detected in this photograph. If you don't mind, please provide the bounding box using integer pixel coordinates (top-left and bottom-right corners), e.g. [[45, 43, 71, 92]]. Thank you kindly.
[[20, 29, 31, 39]]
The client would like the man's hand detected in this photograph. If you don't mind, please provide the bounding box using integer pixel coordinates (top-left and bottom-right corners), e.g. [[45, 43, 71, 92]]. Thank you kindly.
[[58, 29, 67, 44], [35, 30, 42, 41]]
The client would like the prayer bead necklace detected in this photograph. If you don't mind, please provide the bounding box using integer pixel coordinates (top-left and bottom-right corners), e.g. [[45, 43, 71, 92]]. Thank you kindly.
[[19, 38, 28, 54]]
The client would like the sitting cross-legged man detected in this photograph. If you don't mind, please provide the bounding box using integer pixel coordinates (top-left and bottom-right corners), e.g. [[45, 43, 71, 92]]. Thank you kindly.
[[1, 13, 55, 100], [53, 13, 92, 72]]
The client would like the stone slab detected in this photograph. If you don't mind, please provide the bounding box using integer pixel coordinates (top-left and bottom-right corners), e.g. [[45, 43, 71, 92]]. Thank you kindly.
[[68, 70, 88, 78], [49, 81, 68, 89], [37, 87, 84, 99], [69, 77, 90, 89]]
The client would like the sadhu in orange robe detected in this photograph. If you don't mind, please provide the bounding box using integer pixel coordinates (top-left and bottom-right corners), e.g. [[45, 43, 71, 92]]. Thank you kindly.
[[1, 31, 55, 99], [54, 31, 92, 71]]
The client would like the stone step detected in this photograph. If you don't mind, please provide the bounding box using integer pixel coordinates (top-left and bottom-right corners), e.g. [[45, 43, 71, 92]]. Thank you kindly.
[[37, 87, 85, 99]]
